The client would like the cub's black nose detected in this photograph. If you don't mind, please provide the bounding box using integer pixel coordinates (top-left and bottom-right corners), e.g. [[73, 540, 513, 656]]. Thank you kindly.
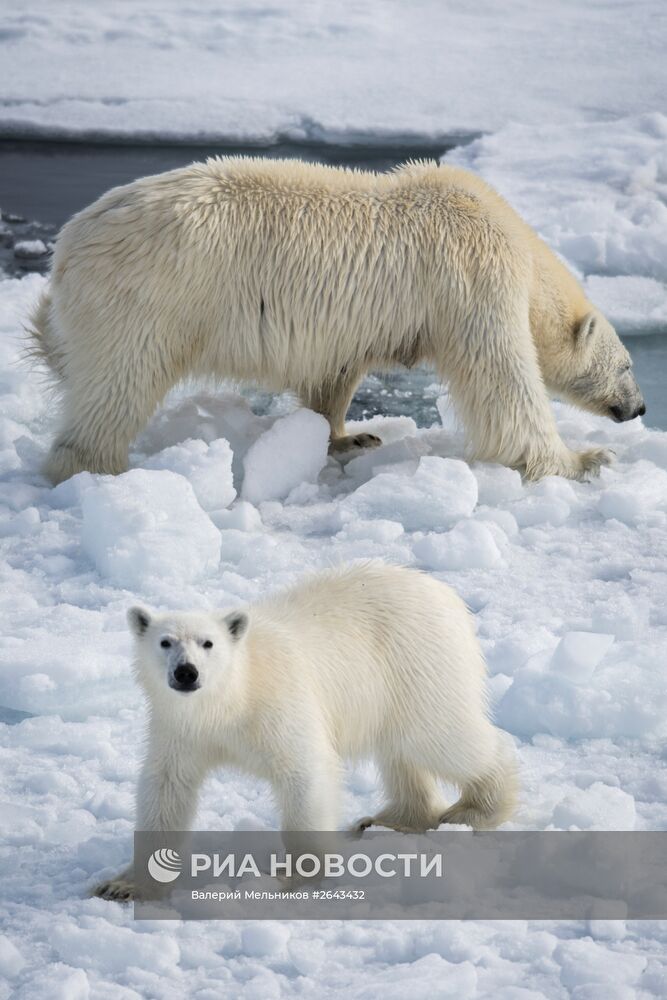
[[637, 403, 646, 417], [173, 663, 199, 688]]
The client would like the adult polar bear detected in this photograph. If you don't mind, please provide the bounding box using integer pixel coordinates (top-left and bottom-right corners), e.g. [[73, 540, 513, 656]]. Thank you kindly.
[[31, 157, 644, 484]]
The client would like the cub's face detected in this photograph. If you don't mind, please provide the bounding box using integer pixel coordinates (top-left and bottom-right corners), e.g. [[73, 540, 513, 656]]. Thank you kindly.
[[128, 606, 248, 698], [562, 311, 645, 423]]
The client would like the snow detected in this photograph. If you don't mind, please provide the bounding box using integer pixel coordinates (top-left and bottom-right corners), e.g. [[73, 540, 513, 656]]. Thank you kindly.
[[0, 1, 664, 143], [343, 456, 478, 531], [549, 632, 615, 683], [144, 437, 235, 514], [552, 783, 636, 831], [2, 0, 667, 993], [597, 461, 667, 526], [80, 469, 222, 590], [2, 269, 667, 994], [216, 499, 263, 533], [584, 276, 667, 334], [2, 8, 666, 335], [413, 521, 504, 571], [0, 935, 25, 979], [241, 923, 291, 958], [241, 408, 330, 504], [12, 240, 48, 259], [29, 965, 91, 1000], [445, 113, 667, 335]]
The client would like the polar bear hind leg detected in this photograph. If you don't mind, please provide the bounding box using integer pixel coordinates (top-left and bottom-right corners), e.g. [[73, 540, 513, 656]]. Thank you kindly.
[[437, 735, 519, 830], [352, 758, 448, 834], [355, 724, 518, 833], [43, 326, 177, 484]]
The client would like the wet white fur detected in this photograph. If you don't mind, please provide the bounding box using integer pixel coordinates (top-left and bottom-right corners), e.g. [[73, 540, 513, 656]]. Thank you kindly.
[[93, 562, 517, 901], [30, 157, 642, 484]]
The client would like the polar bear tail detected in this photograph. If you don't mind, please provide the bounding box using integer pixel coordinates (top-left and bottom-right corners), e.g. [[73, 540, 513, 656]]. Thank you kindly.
[[440, 734, 519, 830], [25, 287, 67, 381]]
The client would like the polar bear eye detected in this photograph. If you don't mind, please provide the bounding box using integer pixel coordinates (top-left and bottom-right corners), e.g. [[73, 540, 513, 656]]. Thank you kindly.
[[203, 640, 213, 649], [160, 639, 171, 649]]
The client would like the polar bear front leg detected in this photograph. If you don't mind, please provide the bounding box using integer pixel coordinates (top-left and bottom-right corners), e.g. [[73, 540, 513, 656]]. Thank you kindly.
[[270, 734, 343, 832], [92, 749, 205, 902], [271, 750, 344, 887], [302, 371, 382, 454], [444, 307, 613, 482]]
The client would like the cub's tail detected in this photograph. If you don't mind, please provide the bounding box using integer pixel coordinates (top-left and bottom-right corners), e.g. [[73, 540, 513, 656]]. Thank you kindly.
[[25, 287, 67, 381]]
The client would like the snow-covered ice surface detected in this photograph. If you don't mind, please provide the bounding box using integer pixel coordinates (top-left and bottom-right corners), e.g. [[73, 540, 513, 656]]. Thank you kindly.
[[0, 0, 665, 141], [446, 113, 667, 334], [242, 409, 330, 505], [2, 273, 667, 996], [2, 0, 667, 995], [3, 6, 667, 335]]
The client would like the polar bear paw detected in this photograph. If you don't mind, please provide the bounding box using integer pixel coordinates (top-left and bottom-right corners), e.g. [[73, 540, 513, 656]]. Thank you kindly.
[[92, 871, 136, 903], [350, 809, 440, 834], [574, 447, 614, 480], [330, 432, 382, 454], [525, 446, 613, 482], [570, 448, 614, 482], [350, 815, 375, 834], [350, 813, 418, 833]]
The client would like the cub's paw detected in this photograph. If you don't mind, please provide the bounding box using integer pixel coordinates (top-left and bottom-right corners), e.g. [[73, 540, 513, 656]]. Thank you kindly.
[[92, 873, 136, 903], [350, 813, 434, 834], [350, 815, 375, 835], [329, 433, 382, 455]]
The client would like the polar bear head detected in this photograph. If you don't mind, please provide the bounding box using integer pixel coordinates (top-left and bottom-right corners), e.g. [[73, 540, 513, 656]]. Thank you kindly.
[[128, 606, 249, 701], [543, 309, 645, 423]]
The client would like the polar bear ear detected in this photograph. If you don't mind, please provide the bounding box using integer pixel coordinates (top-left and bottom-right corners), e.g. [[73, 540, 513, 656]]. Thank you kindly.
[[224, 611, 249, 641], [128, 606, 152, 636], [575, 312, 597, 347]]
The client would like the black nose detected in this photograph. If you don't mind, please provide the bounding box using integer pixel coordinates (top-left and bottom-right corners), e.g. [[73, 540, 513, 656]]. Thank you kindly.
[[609, 403, 645, 423], [173, 663, 199, 687]]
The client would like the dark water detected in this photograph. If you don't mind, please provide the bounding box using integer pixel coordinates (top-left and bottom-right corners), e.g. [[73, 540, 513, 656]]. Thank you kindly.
[[348, 350, 665, 431], [1, 137, 664, 430], [0, 136, 464, 229]]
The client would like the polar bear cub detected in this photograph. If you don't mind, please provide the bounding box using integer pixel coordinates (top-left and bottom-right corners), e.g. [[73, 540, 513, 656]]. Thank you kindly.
[[94, 562, 517, 901]]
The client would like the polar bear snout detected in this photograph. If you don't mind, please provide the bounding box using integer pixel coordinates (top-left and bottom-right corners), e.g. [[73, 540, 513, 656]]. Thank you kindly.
[[609, 400, 646, 423], [170, 662, 200, 693]]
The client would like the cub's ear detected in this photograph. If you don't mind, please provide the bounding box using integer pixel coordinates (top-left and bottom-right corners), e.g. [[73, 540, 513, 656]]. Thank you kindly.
[[224, 611, 249, 641], [575, 312, 597, 347], [128, 606, 152, 636]]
